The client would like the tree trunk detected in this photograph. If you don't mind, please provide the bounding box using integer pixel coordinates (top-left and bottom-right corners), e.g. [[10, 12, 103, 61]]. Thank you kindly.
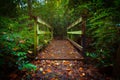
[[113, 44, 120, 80], [27, 0, 32, 18]]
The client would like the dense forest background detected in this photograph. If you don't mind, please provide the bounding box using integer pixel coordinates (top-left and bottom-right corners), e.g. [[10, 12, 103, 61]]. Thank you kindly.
[[0, 0, 120, 79]]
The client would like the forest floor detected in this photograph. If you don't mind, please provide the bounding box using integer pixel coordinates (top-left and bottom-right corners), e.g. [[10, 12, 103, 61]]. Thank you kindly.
[[9, 39, 112, 80]]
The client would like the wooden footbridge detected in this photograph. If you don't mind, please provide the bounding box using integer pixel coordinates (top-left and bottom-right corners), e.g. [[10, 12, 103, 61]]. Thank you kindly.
[[30, 16, 106, 80], [33, 16, 86, 60]]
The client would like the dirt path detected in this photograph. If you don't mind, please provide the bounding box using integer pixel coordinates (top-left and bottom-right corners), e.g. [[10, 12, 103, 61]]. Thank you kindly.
[[37, 39, 83, 59]]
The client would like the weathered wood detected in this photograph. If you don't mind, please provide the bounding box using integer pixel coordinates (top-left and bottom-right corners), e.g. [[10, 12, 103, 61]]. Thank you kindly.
[[67, 30, 82, 34], [35, 58, 84, 61], [67, 38, 83, 51], [81, 20, 86, 57], [34, 17, 53, 55], [37, 30, 51, 35], [67, 17, 82, 30], [37, 17, 52, 29], [34, 22, 37, 55]]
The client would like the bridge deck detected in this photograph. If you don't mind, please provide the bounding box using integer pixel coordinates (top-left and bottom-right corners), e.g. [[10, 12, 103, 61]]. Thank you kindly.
[[37, 39, 84, 60]]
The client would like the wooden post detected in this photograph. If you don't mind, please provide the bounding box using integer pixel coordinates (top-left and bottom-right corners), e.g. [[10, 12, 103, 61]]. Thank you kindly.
[[34, 22, 37, 55], [81, 20, 86, 57], [37, 24, 39, 46], [113, 44, 120, 80]]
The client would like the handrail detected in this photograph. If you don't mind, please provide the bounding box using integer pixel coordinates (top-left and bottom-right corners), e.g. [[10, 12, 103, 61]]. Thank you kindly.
[[67, 30, 82, 34], [67, 17, 82, 30], [67, 16, 86, 57], [36, 17, 52, 29], [34, 17, 53, 55]]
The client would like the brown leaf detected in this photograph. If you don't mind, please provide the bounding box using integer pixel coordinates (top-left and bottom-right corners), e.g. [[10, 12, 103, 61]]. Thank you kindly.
[[63, 61, 70, 65], [68, 71, 72, 76], [50, 78, 58, 80], [79, 67, 83, 71], [69, 64, 72, 67], [42, 71, 46, 74], [55, 62, 60, 66], [80, 73, 85, 77], [66, 68, 71, 71], [45, 68, 52, 73]]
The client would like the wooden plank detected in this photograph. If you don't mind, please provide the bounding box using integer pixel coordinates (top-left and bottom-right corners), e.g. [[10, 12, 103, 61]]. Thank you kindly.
[[37, 30, 51, 35], [67, 30, 82, 34], [35, 58, 84, 61], [67, 38, 83, 51], [67, 17, 82, 30]]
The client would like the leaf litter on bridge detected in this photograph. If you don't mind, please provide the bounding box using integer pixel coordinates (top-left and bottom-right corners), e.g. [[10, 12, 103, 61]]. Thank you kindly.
[[37, 39, 83, 59]]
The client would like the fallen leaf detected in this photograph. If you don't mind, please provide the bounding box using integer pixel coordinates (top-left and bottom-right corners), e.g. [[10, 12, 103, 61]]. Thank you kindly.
[[39, 67, 43, 72], [69, 64, 72, 67], [42, 71, 46, 74], [68, 71, 72, 76], [55, 62, 60, 66], [28, 50, 33, 54], [48, 64, 51, 67], [45, 68, 52, 73], [66, 68, 71, 71], [80, 73, 85, 77], [63, 61, 70, 65], [79, 67, 83, 71], [50, 78, 58, 80]]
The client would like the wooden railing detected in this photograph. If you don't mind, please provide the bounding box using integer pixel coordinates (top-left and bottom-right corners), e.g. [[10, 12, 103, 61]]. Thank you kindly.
[[67, 17, 86, 57], [34, 17, 53, 55]]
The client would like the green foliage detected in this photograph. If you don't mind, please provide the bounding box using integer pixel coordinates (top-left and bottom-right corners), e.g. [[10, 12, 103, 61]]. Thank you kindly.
[[68, 0, 120, 68], [86, 49, 112, 67], [0, 16, 36, 74], [22, 63, 37, 71], [85, 1, 120, 67], [0, 0, 19, 17]]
